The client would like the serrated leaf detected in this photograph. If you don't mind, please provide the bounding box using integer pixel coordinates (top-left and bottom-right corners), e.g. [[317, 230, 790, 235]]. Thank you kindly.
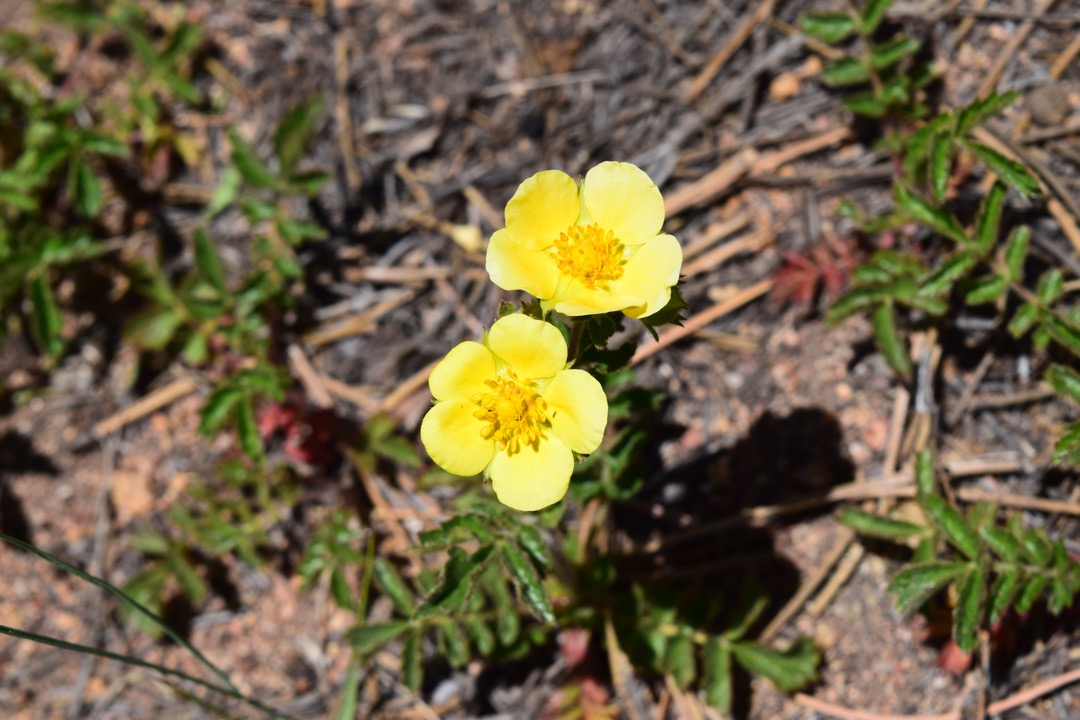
[[979, 526, 1019, 562], [483, 567, 520, 645], [960, 140, 1040, 198], [889, 561, 971, 614], [922, 495, 980, 559], [1046, 364, 1080, 405], [872, 302, 912, 380], [401, 628, 422, 690], [1008, 303, 1038, 338], [374, 557, 415, 616], [929, 133, 952, 202], [843, 92, 888, 118], [235, 394, 264, 461], [273, 98, 322, 175], [703, 637, 732, 713], [420, 545, 492, 616], [871, 35, 919, 70], [29, 275, 63, 358], [953, 568, 983, 653], [920, 251, 974, 297], [193, 229, 226, 292], [894, 183, 967, 243], [199, 384, 243, 436], [838, 507, 928, 540], [345, 620, 411, 655], [664, 632, 696, 688], [989, 566, 1020, 622], [516, 525, 550, 568], [229, 129, 277, 189], [1037, 268, 1064, 305], [964, 274, 1007, 305], [72, 159, 103, 216], [1003, 225, 1030, 281], [502, 544, 554, 624], [1048, 577, 1072, 614], [1041, 312, 1080, 358], [822, 56, 871, 87], [731, 637, 819, 693], [1019, 529, 1052, 566], [800, 12, 856, 44], [465, 616, 495, 656], [973, 182, 1006, 256], [438, 622, 470, 668], [957, 91, 1019, 135], [1015, 574, 1048, 613], [860, 0, 893, 34]]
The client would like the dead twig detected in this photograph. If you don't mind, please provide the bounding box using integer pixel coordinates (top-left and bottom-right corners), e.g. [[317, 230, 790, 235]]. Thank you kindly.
[[685, 0, 775, 102], [794, 666, 1080, 720], [92, 377, 199, 439]]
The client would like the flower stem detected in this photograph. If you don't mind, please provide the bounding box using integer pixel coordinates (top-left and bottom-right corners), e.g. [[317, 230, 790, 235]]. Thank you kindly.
[[567, 320, 586, 364]]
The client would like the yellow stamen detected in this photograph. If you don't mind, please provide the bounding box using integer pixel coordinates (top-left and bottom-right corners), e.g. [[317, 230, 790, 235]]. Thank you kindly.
[[472, 370, 549, 454], [552, 223, 626, 290]]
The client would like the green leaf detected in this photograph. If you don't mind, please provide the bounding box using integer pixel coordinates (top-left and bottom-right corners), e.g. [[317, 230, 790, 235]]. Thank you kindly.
[[922, 495, 980, 559], [516, 525, 551, 568], [1015, 574, 1048, 613], [198, 385, 243, 436], [1008, 303, 1038, 338], [207, 167, 241, 215], [274, 98, 323, 175], [731, 637, 819, 693], [964, 274, 1007, 305], [980, 526, 1019, 562], [126, 306, 184, 350], [953, 568, 983, 653], [1048, 577, 1073, 614], [928, 133, 952, 202], [800, 12, 857, 44], [1019, 529, 1052, 566], [860, 0, 894, 34], [420, 545, 492, 616], [70, 159, 102, 217], [872, 303, 912, 380], [29, 275, 64, 359], [889, 561, 971, 614], [989, 566, 1020, 622], [193, 229, 227, 293], [1046, 364, 1080, 405], [438, 622, 470, 668], [663, 632, 695, 687], [465, 616, 495, 656], [822, 57, 871, 87], [960, 140, 1040, 198], [870, 35, 919, 70], [838, 507, 928, 540], [920, 251, 975, 297], [1003, 225, 1030, 280], [337, 659, 361, 720], [894, 184, 967, 244], [825, 286, 886, 324], [702, 637, 732, 713], [957, 91, 1019, 135], [502, 544, 555, 624], [483, 568, 520, 645], [345, 620, 411, 655], [229, 130, 277, 189], [235, 394, 264, 461], [842, 92, 888, 118], [973, 182, 1006, 256], [1037, 268, 1064, 305], [286, 169, 331, 196], [373, 557, 415, 617], [1041, 312, 1080, 358], [330, 568, 353, 610], [915, 448, 935, 496], [401, 628, 423, 690]]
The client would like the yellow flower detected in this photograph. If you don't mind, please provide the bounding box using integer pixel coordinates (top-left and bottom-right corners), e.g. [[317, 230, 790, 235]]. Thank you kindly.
[[420, 314, 607, 511], [486, 161, 682, 318]]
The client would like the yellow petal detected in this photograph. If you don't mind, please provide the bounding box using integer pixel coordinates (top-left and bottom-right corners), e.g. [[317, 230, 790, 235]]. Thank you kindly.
[[551, 286, 644, 317], [582, 162, 664, 246], [615, 234, 682, 318], [486, 228, 560, 299], [543, 369, 608, 454], [504, 170, 581, 251], [428, 341, 496, 401], [420, 399, 495, 476], [489, 436, 574, 511], [486, 313, 567, 380]]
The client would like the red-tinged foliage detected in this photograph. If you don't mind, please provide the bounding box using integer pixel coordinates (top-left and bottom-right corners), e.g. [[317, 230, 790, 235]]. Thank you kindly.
[[258, 396, 342, 472], [771, 235, 861, 311]]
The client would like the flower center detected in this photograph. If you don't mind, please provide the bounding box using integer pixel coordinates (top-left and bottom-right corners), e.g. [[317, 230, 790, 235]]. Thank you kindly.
[[472, 370, 549, 454], [552, 223, 626, 291]]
